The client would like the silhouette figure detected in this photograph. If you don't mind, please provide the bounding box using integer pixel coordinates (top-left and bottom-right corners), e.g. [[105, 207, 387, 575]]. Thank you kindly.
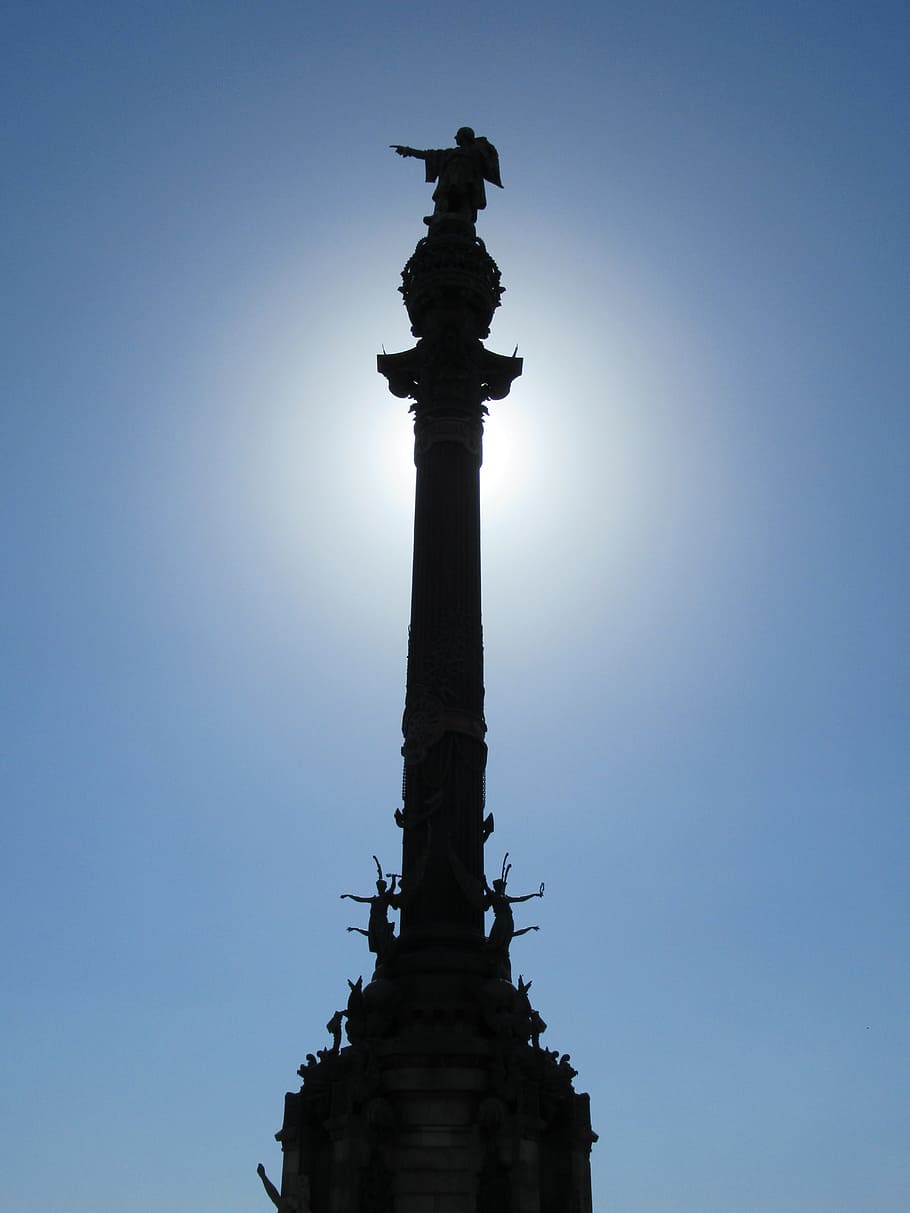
[[341, 856, 401, 960], [391, 127, 502, 227], [326, 1009, 345, 1054], [483, 854, 544, 972], [257, 1163, 280, 1208], [515, 974, 547, 1048], [558, 1053, 578, 1080]]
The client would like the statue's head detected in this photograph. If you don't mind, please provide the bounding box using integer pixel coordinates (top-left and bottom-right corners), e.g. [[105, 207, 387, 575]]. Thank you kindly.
[[376, 878, 388, 893], [492, 878, 506, 893], [455, 126, 475, 147]]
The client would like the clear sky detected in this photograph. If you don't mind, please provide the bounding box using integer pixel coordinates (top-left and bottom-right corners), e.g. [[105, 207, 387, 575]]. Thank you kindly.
[[2, 3, 908, 1211]]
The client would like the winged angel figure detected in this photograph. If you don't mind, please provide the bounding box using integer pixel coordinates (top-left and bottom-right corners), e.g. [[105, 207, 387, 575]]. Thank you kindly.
[[391, 126, 502, 228]]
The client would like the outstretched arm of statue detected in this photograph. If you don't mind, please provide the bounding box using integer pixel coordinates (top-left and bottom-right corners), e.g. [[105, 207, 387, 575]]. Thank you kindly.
[[340, 893, 371, 903], [257, 1163, 281, 1209], [391, 145, 426, 160]]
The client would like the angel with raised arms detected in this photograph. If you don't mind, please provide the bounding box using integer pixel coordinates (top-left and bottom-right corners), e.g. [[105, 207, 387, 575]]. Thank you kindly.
[[341, 855, 401, 960], [483, 852, 544, 957]]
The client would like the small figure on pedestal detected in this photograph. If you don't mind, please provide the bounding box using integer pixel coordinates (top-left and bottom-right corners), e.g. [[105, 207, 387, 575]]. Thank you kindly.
[[515, 975, 548, 1048], [530, 1005, 548, 1050], [326, 1009, 345, 1054]]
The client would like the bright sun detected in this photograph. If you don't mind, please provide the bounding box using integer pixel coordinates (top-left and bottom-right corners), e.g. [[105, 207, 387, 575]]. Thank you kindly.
[[374, 406, 526, 515], [480, 413, 521, 506]]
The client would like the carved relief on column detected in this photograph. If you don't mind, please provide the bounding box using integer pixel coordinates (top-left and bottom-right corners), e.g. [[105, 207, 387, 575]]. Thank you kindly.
[[414, 413, 483, 462], [400, 233, 505, 339], [402, 609, 485, 761]]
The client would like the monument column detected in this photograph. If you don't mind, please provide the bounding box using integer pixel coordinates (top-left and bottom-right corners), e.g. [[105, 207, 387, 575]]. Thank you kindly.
[[260, 129, 596, 1213], [380, 219, 520, 961]]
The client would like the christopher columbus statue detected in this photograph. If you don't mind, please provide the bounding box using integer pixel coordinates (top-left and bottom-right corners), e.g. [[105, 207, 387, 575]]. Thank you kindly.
[[391, 127, 502, 229]]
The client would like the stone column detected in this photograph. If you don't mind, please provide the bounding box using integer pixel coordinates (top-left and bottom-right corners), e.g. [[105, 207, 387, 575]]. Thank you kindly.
[[266, 206, 596, 1213], [378, 220, 522, 966]]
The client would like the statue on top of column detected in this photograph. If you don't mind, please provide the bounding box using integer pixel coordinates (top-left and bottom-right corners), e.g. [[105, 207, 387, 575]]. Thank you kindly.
[[391, 127, 502, 229]]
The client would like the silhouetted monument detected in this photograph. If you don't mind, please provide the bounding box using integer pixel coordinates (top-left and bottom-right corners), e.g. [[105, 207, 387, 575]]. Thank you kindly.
[[391, 127, 502, 230], [258, 130, 596, 1212]]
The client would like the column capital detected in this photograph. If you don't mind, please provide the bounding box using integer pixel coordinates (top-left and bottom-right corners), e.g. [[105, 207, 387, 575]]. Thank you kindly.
[[377, 228, 522, 416]]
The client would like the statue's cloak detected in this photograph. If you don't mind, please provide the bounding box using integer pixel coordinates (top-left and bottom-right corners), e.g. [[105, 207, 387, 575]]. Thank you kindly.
[[423, 138, 502, 214]]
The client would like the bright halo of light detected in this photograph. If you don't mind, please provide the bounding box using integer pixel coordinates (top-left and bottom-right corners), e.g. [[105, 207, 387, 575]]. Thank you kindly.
[[163, 227, 731, 688], [374, 408, 417, 513], [371, 403, 527, 514], [480, 409, 524, 507]]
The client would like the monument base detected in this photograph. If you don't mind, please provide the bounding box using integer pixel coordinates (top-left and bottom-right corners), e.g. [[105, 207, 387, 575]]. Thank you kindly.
[[276, 969, 596, 1213]]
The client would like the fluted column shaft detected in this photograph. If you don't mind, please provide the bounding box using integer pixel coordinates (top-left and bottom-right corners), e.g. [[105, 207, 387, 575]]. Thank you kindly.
[[399, 416, 487, 947], [377, 225, 522, 967]]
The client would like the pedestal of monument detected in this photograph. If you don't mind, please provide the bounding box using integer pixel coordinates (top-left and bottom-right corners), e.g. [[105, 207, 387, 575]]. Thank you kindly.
[[278, 964, 595, 1213]]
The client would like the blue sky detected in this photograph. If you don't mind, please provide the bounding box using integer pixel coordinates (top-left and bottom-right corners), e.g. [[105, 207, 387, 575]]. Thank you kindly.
[[2, 2, 908, 1211]]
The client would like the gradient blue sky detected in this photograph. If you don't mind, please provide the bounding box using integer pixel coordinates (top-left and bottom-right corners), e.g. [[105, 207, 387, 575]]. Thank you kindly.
[[3, 3, 908, 1211]]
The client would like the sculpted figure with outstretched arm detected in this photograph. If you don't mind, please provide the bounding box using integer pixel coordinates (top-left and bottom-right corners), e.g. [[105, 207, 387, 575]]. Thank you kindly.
[[391, 127, 502, 228], [341, 856, 401, 960], [483, 854, 544, 959]]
